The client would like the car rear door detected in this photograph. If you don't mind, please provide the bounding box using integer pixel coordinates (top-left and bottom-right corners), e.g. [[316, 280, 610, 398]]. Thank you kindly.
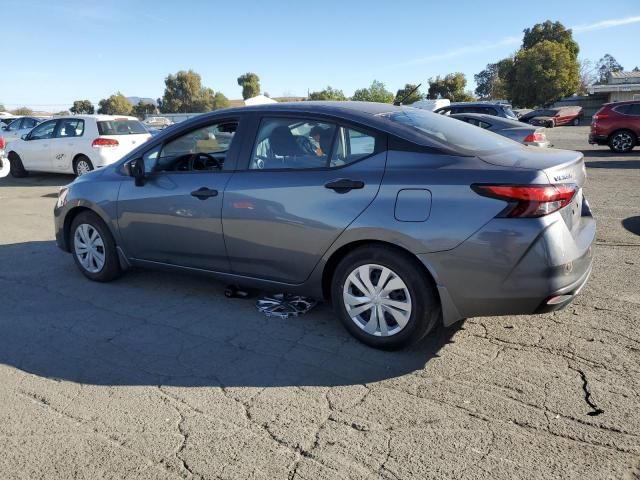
[[221, 114, 386, 284], [117, 116, 245, 271], [52, 118, 85, 172]]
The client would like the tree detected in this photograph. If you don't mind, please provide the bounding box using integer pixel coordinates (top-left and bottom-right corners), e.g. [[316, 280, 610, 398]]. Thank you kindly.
[[474, 58, 514, 100], [596, 54, 623, 84], [427, 73, 475, 102], [351, 80, 394, 103], [11, 107, 33, 116], [578, 59, 597, 94], [70, 100, 95, 115], [132, 101, 156, 119], [237, 72, 261, 100], [161, 70, 226, 113], [393, 84, 423, 105], [308, 86, 347, 101], [97, 92, 132, 115], [0, 104, 5, 111], [634, 66, 640, 72], [522, 20, 579, 60], [511, 40, 580, 107]]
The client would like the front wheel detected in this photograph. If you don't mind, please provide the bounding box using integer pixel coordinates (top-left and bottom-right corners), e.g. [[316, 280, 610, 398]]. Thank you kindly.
[[8, 152, 28, 178], [608, 130, 636, 153], [331, 246, 439, 349], [70, 211, 121, 282], [572, 117, 580, 126]]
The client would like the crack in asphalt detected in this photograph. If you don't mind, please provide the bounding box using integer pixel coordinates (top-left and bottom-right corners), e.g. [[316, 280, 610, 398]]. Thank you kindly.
[[572, 368, 605, 417]]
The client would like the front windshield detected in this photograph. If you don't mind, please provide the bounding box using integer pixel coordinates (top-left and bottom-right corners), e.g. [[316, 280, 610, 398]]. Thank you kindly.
[[378, 107, 518, 155]]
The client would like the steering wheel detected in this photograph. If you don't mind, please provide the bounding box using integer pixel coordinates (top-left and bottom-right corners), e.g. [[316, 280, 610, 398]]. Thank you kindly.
[[254, 155, 270, 169], [188, 152, 220, 171]]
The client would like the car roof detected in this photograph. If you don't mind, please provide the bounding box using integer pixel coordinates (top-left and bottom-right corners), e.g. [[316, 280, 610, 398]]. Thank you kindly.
[[54, 114, 140, 122], [448, 102, 512, 108]]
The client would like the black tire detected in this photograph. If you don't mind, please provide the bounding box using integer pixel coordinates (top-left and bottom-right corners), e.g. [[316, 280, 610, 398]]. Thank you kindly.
[[572, 117, 580, 126], [331, 245, 440, 350], [8, 152, 28, 178], [73, 155, 94, 176], [546, 120, 555, 128], [608, 129, 636, 153], [70, 211, 121, 282]]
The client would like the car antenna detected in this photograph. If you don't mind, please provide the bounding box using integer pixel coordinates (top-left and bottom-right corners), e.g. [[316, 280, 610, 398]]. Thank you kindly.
[[394, 83, 422, 106]]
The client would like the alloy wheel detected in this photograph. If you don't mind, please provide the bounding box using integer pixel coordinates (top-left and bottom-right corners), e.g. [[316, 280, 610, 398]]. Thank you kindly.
[[343, 264, 412, 337], [76, 160, 92, 176], [612, 132, 633, 152], [74, 223, 106, 273]]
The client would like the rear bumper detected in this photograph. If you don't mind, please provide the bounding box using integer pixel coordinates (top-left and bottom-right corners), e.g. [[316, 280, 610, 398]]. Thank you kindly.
[[588, 133, 608, 145], [420, 201, 596, 326]]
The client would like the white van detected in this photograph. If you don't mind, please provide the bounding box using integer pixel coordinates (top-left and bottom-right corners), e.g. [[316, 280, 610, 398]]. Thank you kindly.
[[409, 99, 451, 112]]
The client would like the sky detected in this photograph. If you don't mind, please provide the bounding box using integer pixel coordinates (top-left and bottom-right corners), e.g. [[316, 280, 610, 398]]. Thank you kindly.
[[1, 0, 639, 110]]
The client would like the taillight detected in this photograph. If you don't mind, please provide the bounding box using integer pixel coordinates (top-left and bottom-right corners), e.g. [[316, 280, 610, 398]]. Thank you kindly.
[[472, 184, 577, 218], [0, 136, 5, 150], [523, 132, 546, 143], [92, 137, 119, 148], [592, 113, 608, 121]]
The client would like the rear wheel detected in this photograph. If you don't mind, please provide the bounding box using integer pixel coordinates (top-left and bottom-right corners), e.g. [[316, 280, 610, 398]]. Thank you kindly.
[[331, 245, 439, 349], [572, 117, 580, 126], [546, 120, 555, 128], [73, 155, 94, 176], [8, 152, 28, 178], [70, 211, 121, 282], [608, 130, 636, 153]]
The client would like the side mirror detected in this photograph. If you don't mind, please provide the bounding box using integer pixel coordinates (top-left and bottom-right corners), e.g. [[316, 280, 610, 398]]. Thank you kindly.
[[129, 158, 146, 186], [21, 133, 28, 140]]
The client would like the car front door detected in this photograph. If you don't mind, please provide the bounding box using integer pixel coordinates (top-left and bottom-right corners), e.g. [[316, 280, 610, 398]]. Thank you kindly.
[[222, 115, 386, 284], [117, 117, 244, 271], [18, 120, 58, 171]]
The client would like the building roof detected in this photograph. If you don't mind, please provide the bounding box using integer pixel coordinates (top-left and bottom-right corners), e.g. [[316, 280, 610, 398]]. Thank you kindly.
[[611, 71, 640, 79]]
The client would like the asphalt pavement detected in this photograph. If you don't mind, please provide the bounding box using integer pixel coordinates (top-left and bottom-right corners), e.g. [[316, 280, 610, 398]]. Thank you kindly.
[[0, 125, 638, 479]]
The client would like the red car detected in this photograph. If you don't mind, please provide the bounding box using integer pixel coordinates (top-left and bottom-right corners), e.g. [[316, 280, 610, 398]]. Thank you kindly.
[[589, 101, 640, 153], [520, 106, 583, 128]]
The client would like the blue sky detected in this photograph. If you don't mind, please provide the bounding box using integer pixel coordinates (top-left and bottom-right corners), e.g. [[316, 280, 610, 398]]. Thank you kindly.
[[1, 0, 639, 110]]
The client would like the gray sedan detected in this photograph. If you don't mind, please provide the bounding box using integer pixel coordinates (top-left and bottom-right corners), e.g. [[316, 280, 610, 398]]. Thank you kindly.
[[53, 102, 594, 349], [451, 113, 550, 147]]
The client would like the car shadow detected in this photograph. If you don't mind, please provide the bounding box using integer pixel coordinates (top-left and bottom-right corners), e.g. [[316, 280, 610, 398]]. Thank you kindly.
[[585, 158, 640, 169], [622, 216, 640, 236], [0, 240, 459, 387], [1, 172, 74, 187]]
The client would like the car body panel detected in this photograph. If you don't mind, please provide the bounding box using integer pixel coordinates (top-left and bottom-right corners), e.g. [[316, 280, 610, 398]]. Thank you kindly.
[[451, 113, 550, 147]]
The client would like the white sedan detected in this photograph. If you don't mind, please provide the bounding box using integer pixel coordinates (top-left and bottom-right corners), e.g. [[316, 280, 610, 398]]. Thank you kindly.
[[4, 115, 151, 177]]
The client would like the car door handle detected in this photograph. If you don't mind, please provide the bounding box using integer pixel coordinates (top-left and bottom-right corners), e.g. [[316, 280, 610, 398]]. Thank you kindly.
[[324, 179, 365, 193], [191, 187, 219, 200]]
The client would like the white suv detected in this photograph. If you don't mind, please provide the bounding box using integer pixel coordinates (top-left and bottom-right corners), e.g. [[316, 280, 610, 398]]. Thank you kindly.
[[5, 115, 151, 177]]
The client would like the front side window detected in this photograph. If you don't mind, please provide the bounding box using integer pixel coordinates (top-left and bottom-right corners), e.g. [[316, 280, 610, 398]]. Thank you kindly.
[[29, 120, 57, 140], [22, 118, 38, 129], [57, 119, 84, 137], [6, 119, 22, 131], [145, 121, 238, 173]]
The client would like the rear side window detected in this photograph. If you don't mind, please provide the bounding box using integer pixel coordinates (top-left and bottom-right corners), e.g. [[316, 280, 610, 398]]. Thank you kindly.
[[616, 103, 640, 115], [331, 127, 376, 167], [22, 118, 38, 129], [97, 119, 147, 135], [57, 119, 84, 137]]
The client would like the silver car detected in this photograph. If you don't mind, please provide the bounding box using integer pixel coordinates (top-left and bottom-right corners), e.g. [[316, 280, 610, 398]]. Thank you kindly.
[[451, 113, 550, 147], [54, 102, 595, 349]]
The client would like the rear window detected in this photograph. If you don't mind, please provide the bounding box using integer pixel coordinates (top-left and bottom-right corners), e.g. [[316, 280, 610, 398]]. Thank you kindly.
[[97, 119, 147, 135], [379, 108, 518, 155], [501, 106, 517, 119]]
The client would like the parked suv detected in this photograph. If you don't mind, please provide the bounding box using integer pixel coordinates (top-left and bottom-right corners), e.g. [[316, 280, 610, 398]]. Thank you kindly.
[[589, 101, 640, 153], [519, 106, 583, 128], [435, 102, 517, 120], [6, 115, 151, 177]]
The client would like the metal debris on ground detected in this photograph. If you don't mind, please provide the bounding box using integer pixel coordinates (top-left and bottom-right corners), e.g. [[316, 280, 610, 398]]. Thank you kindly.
[[256, 294, 317, 318]]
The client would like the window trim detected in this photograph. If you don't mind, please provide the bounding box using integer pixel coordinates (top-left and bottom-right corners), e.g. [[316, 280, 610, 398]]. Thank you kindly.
[[242, 114, 384, 173]]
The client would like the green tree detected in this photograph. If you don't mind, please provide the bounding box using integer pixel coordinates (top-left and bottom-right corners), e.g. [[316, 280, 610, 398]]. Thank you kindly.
[[212, 91, 230, 110], [474, 58, 514, 99], [427, 73, 475, 102], [161, 70, 225, 113], [393, 84, 423, 105], [522, 20, 579, 59], [237, 72, 261, 100], [351, 80, 394, 103], [11, 107, 33, 116], [308, 86, 347, 101], [70, 100, 95, 115], [132, 101, 156, 119], [634, 66, 640, 72], [97, 92, 133, 115], [511, 40, 580, 107], [596, 54, 623, 84]]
